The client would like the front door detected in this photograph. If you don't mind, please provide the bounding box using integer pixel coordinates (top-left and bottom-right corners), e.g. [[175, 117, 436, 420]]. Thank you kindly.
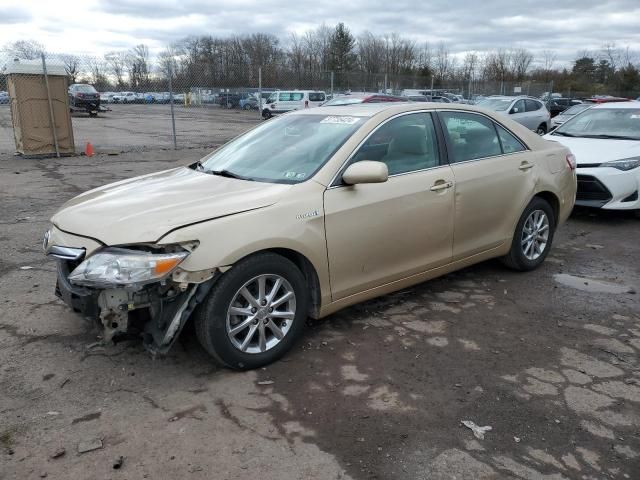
[[437, 110, 537, 260], [324, 112, 455, 301]]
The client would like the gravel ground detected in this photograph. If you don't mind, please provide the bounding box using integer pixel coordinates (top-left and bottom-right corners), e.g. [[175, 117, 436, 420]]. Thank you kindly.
[[1, 148, 639, 480], [0, 103, 261, 155]]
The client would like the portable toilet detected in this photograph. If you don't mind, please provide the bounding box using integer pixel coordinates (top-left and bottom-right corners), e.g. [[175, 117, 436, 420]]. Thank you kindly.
[[4, 59, 75, 157]]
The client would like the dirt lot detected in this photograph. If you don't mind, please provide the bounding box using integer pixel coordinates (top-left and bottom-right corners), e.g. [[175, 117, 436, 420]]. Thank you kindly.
[[0, 103, 261, 154], [1, 147, 639, 480]]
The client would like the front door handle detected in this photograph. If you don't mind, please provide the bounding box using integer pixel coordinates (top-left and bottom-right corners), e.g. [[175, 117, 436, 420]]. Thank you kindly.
[[430, 180, 454, 192], [519, 162, 534, 171]]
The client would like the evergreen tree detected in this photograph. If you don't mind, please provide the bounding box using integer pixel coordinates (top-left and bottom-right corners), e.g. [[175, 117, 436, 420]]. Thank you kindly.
[[328, 23, 356, 87]]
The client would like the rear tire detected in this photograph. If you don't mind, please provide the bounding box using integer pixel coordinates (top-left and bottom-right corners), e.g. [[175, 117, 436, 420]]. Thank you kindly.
[[262, 109, 272, 119], [194, 253, 308, 370], [536, 124, 547, 135], [501, 197, 555, 271]]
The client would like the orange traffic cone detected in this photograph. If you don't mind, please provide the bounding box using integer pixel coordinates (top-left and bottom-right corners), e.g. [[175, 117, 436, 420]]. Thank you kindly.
[[84, 142, 94, 157]]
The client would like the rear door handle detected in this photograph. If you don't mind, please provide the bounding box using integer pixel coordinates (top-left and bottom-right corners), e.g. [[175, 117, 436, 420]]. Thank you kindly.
[[430, 180, 454, 192], [519, 162, 534, 171]]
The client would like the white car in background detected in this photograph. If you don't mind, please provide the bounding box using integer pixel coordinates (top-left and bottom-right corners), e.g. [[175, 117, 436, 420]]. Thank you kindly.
[[476, 96, 551, 134], [550, 103, 593, 129], [261, 90, 326, 119], [112, 92, 137, 103], [544, 102, 640, 212]]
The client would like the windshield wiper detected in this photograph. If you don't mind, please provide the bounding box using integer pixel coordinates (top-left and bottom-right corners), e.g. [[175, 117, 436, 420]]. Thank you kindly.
[[551, 131, 576, 137], [579, 134, 640, 140], [210, 169, 254, 181]]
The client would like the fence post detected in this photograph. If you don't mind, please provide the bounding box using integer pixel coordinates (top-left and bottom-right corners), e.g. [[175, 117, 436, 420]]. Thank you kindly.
[[330, 71, 334, 97], [168, 61, 177, 149], [547, 80, 554, 109], [384, 73, 388, 93], [258, 67, 262, 119], [430, 76, 434, 95], [41, 53, 60, 158]]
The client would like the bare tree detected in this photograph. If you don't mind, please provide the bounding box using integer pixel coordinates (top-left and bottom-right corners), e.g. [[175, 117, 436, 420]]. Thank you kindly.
[[127, 44, 150, 89], [2, 39, 45, 60], [511, 48, 534, 80], [434, 42, 454, 86], [60, 54, 80, 83], [104, 51, 128, 89], [86, 58, 109, 89], [542, 50, 557, 72]]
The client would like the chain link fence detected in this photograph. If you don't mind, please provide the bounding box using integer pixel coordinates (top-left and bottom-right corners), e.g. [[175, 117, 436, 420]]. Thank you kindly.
[[0, 51, 631, 157]]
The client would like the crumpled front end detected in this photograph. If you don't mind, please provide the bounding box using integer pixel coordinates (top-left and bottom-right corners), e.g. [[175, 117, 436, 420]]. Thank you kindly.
[[45, 226, 217, 354]]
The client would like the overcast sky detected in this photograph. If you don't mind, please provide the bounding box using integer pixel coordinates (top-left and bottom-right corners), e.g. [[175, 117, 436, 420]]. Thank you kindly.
[[1, 0, 639, 65]]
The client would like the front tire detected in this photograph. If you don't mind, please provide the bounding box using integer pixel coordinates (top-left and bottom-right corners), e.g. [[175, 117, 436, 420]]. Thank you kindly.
[[536, 123, 547, 135], [501, 197, 555, 271], [194, 253, 308, 370]]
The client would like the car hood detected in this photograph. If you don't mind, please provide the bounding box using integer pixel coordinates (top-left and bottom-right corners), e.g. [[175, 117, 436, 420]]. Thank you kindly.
[[52, 167, 291, 245], [542, 135, 640, 164]]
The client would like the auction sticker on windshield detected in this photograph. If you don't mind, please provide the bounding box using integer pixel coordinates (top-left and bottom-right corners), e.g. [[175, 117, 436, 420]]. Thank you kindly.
[[320, 116, 361, 125]]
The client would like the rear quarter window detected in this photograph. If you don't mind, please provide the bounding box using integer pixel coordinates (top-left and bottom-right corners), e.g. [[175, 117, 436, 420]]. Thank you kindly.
[[308, 92, 325, 102], [525, 99, 542, 111]]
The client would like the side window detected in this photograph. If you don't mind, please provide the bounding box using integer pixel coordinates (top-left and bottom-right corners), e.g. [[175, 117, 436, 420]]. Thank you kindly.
[[308, 92, 325, 102], [351, 113, 440, 175], [291, 93, 304, 101], [525, 99, 542, 112], [495, 124, 526, 154], [279, 93, 291, 101], [440, 112, 502, 163], [512, 100, 525, 113]]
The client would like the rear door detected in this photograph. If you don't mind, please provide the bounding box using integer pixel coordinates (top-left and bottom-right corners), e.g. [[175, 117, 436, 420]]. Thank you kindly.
[[525, 99, 548, 130], [437, 110, 537, 260]]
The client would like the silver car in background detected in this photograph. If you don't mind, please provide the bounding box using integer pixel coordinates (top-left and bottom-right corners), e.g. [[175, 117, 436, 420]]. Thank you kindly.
[[476, 96, 551, 134], [550, 103, 593, 129]]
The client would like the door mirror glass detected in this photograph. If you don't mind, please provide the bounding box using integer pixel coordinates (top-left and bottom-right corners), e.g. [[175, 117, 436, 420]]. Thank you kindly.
[[510, 107, 519, 114], [342, 161, 389, 185]]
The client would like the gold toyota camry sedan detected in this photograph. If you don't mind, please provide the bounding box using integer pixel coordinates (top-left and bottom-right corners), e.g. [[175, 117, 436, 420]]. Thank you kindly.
[[44, 103, 577, 369]]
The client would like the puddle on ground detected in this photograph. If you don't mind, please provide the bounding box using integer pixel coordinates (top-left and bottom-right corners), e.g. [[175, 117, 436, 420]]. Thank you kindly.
[[554, 274, 634, 294]]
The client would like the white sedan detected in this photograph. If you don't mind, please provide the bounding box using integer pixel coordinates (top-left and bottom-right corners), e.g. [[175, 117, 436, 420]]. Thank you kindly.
[[544, 102, 640, 212]]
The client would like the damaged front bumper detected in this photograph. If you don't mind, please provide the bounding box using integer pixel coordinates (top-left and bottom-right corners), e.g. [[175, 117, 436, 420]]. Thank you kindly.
[[55, 257, 216, 354]]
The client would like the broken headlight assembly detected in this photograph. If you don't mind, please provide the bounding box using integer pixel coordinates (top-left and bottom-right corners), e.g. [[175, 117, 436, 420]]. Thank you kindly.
[[67, 247, 189, 288]]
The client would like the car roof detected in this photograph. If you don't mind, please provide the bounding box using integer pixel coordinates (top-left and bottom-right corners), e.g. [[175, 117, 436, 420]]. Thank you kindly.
[[486, 95, 539, 101], [592, 101, 640, 109], [290, 102, 501, 118]]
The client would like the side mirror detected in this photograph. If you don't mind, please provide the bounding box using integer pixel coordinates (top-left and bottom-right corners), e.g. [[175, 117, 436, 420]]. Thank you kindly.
[[510, 107, 519, 114], [342, 161, 389, 185]]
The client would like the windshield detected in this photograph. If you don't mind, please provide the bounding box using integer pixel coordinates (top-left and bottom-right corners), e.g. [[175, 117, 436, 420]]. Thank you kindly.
[[476, 98, 512, 111], [76, 85, 97, 93], [323, 96, 365, 106], [199, 114, 364, 183], [553, 107, 640, 140], [561, 104, 591, 116]]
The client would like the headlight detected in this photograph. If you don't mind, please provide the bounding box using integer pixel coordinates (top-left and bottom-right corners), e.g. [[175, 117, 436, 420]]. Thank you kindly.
[[603, 158, 640, 171], [68, 247, 189, 288]]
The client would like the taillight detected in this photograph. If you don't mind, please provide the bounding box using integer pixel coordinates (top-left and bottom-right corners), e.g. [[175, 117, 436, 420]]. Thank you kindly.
[[566, 153, 576, 170]]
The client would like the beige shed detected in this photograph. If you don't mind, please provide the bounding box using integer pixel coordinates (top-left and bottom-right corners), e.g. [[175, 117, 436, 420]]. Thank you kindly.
[[5, 59, 75, 157]]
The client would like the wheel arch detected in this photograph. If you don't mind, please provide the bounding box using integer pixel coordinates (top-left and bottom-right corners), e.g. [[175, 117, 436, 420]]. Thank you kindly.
[[229, 248, 322, 319], [533, 190, 560, 226]]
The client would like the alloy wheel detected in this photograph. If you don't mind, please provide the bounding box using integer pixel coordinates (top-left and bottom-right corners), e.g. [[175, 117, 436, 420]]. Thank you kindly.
[[226, 274, 296, 354], [521, 209, 550, 260]]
